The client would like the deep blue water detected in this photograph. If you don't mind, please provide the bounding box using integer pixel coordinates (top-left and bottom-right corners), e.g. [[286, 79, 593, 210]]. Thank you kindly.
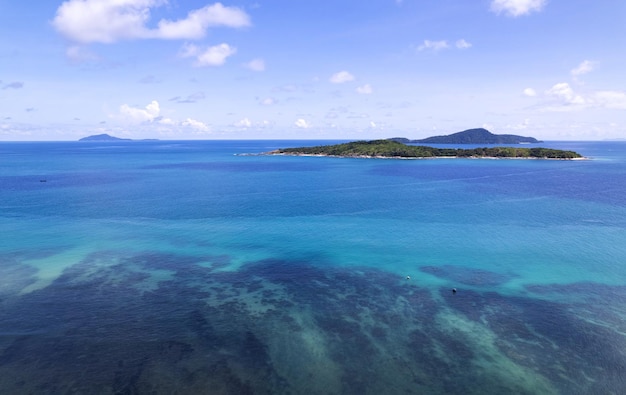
[[1, 140, 625, 394]]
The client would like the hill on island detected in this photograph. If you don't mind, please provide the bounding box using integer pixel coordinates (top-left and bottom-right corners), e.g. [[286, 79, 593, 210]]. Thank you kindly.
[[390, 128, 542, 144], [79, 134, 131, 141], [79, 134, 158, 142]]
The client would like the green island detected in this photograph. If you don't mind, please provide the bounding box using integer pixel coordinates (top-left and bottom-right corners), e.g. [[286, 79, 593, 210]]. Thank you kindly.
[[268, 139, 583, 159]]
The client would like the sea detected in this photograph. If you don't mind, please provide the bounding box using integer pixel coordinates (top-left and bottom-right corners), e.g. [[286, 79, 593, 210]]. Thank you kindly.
[[0, 139, 625, 394]]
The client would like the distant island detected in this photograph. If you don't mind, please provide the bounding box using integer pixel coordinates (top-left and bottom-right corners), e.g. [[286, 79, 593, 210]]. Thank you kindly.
[[390, 128, 542, 144], [267, 140, 583, 159], [79, 134, 158, 141]]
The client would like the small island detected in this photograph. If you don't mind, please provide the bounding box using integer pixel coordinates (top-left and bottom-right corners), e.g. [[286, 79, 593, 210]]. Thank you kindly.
[[79, 134, 158, 142], [79, 133, 131, 141], [390, 128, 542, 144], [267, 140, 583, 159]]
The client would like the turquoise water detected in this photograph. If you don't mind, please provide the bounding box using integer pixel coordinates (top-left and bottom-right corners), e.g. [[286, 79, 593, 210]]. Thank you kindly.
[[1, 140, 625, 393]]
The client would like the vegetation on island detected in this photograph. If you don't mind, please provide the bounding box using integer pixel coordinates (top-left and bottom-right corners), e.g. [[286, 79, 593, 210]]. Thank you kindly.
[[269, 140, 583, 159]]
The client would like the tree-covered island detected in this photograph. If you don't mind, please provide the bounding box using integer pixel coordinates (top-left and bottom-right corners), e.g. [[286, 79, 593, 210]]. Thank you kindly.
[[267, 140, 583, 159]]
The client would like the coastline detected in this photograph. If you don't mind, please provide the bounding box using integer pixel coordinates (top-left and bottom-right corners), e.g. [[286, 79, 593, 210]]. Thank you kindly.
[[264, 151, 589, 160]]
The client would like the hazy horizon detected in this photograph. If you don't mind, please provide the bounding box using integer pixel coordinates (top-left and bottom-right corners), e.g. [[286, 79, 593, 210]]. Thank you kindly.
[[2, 0, 625, 141]]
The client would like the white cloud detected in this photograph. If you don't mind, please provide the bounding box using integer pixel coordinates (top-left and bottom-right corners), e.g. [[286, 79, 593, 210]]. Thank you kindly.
[[53, 0, 250, 44], [542, 83, 626, 111], [356, 84, 373, 94], [295, 119, 310, 128], [182, 118, 210, 132], [490, 0, 546, 17], [330, 71, 355, 84], [523, 88, 537, 97], [245, 58, 265, 71], [546, 82, 586, 105], [571, 60, 596, 77], [235, 118, 252, 128], [155, 3, 250, 39], [259, 97, 276, 106], [180, 43, 237, 67], [456, 39, 472, 49], [417, 40, 449, 51], [158, 117, 175, 125], [592, 91, 626, 110], [119, 100, 161, 122]]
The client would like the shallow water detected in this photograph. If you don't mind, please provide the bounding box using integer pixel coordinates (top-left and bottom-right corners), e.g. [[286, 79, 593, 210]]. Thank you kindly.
[[1, 140, 625, 393]]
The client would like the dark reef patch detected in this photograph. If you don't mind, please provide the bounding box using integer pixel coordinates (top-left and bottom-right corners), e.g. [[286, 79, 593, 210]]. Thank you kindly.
[[420, 264, 515, 286], [443, 288, 626, 394], [0, 254, 624, 394]]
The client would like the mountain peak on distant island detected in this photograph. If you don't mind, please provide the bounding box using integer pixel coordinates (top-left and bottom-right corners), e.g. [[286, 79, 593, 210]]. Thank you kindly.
[[79, 134, 131, 141], [390, 128, 542, 144]]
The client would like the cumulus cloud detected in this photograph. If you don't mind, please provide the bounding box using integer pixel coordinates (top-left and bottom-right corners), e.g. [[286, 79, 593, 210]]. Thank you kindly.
[[330, 71, 355, 84], [245, 58, 265, 71], [490, 0, 546, 17], [455, 39, 472, 49], [545, 83, 586, 105], [541, 82, 626, 111], [295, 119, 310, 128], [52, 0, 250, 44], [356, 84, 373, 94], [417, 40, 449, 51], [234, 118, 252, 128], [180, 43, 236, 67], [418, 39, 471, 51], [119, 100, 161, 122], [182, 118, 210, 132], [158, 117, 175, 125], [155, 3, 250, 39], [523, 88, 537, 97], [258, 97, 276, 106], [571, 60, 596, 77]]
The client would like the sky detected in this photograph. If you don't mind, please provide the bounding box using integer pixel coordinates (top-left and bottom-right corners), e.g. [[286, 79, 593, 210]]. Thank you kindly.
[[1, 0, 626, 141]]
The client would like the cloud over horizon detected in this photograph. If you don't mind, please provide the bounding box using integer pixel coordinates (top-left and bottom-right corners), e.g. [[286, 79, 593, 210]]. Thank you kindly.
[[295, 118, 310, 128], [180, 43, 237, 67], [490, 0, 547, 17], [330, 71, 355, 84], [571, 60, 596, 77], [356, 84, 373, 94], [52, 0, 250, 44], [244, 59, 265, 71]]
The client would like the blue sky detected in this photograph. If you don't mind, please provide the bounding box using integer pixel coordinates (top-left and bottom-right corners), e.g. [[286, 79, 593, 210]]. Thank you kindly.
[[1, 0, 625, 141]]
